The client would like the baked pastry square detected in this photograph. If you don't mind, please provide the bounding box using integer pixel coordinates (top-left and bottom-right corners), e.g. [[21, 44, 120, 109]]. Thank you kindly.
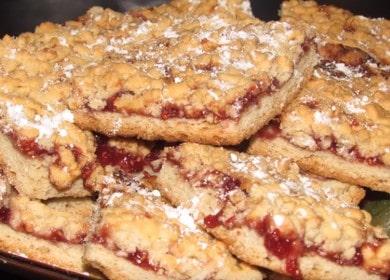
[[0, 194, 93, 274], [72, 9, 315, 145], [0, 97, 96, 199], [156, 143, 390, 279], [280, 0, 390, 64], [0, 0, 316, 146], [84, 177, 263, 280], [249, 5, 389, 192]]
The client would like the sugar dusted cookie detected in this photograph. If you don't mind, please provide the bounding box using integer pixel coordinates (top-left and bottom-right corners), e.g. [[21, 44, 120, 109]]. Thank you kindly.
[[84, 176, 263, 280], [156, 143, 389, 279]]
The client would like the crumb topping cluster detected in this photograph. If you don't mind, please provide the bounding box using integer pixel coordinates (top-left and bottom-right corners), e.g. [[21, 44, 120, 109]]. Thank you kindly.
[[0, 1, 307, 125], [6, 196, 92, 244], [164, 144, 390, 275], [281, 0, 390, 64], [94, 178, 261, 279], [277, 46, 389, 166]]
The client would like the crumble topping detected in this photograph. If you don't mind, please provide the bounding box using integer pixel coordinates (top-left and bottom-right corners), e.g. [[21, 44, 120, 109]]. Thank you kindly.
[[281, 0, 390, 64], [0, 98, 96, 190], [0, 1, 309, 124], [162, 144, 390, 276], [4, 196, 92, 244], [93, 182, 262, 279], [278, 44, 390, 166]]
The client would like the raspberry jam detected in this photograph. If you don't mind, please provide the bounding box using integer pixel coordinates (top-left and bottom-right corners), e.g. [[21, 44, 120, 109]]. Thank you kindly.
[[103, 91, 131, 112], [194, 170, 241, 198], [249, 215, 303, 279], [348, 146, 383, 166], [103, 78, 277, 121], [92, 224, 110, 246], [0, 207, 10, 224], [8, 132, 53, 158], [257, 118, 281, 140], [161, 103, 184, 120], [313, 137, 384, 166], [127, 248, 160, 272], [96, 136, 145, 173], [203, 210, 224, 229]]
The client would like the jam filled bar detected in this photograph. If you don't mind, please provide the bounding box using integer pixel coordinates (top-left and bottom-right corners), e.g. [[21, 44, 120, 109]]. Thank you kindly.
[[249, 2, 390, 192], [84, 177, 263, 280], [0, 0, 255, 199], [0, 98, 95, 199], [0, 194, 94, 274], [156, 143, 390, 280], [280, 0, 390, 64], [72, 7, 316, 145], [0, 0, 316, 146]]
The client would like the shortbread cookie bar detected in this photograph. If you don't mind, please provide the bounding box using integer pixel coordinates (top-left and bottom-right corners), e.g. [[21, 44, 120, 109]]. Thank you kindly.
[[0, 195, 93, 273], [84, 179, 263, 280], [0, 0, 315, 146], [72, 12, 316, 145], [249, 36, 390, 192], [280, 0, 390, 64], [0, 97, 95, 199], [156, 143, 390, 280]]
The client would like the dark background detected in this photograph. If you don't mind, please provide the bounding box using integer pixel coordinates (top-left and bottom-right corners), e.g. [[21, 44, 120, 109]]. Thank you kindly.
[[0, 0, 389, 37], [0, 0, 388, 279]]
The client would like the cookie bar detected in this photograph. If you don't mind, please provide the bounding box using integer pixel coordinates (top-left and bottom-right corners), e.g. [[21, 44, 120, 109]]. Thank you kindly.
[[280, 0, 390, 64], [0, 97, 95, 199], [72, 10, 316, 145], [84, 178, 263, 280], [156, 143, 390, 280], [249, 25, 390, 193], [0, 195, 93, 273], [0, 0, 316, 146]]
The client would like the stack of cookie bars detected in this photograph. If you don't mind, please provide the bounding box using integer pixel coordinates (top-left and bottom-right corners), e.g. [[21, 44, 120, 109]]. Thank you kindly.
[[0, 0, 388, 279]]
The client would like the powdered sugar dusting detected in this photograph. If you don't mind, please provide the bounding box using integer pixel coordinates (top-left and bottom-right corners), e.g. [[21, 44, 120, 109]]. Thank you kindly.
[[163, 205, 199, 234], [4, 102, 74, 139]]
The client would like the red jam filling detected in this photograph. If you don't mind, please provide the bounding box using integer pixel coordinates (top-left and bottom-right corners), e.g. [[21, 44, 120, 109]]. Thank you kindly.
[[8, 132, 53, 158], [127, 248, 160, 272], [0, 211, 86, 245], [96, 136, 146, 174], [81, 162, 96, 182], [249, 215, 304, 279], [257, 118, 281, 140], [258, 119, 385, 167], [93, 225, 161, 272], [314, 137, 384, 166], [103, 91, 126, 112], [92, 224, 110, 245], [44, 229, 87, 244], [192, 170, 241, 198], [248, 215, 381, 278], [102, 78, 277, 121], [203, 210, 224, 229], [0, 207, 10, 224]]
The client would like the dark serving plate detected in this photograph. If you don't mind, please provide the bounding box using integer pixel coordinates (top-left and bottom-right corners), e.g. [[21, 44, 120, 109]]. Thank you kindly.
[[0, 0, 388, 279]]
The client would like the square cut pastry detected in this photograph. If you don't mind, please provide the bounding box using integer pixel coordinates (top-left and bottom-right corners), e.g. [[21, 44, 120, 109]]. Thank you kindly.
[[0, 98, 95, 199], [84, 178, 263, 280], [156, 143, 390, 280], [0, 193, 94, 274], [72, 9, 316, 145], [249, 4, 390, 192], [0, 0, 316, 145], [280, 0, 390, 64]]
